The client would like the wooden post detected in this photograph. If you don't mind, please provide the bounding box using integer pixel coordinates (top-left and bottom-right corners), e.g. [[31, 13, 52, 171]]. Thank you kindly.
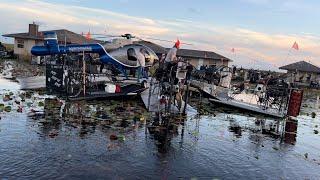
[[83, 51, 86, 96], [183, 81, 189, 115], [147, 77, 153, 111]]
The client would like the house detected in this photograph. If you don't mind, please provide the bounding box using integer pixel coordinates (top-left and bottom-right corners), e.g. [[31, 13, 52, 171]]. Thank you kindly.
[[279, 61, 320, 84], [3, 23, 99, 60], [136, 40, 232, 68]]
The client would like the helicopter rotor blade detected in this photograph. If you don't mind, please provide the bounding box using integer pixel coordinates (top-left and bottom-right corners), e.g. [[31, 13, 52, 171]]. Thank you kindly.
[[95, 36, 114, 39], [142, 37, 193, 46], [81, 32, 194, 45], [90, 33, 122, 38]]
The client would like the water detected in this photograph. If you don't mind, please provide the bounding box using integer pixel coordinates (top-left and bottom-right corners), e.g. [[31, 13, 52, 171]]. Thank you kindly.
[[0, 77, 20, 91], [0, 77, 320, 179]]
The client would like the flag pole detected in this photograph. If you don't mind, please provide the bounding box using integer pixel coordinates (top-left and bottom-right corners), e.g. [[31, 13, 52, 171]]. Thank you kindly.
[[283, 41, 296, 67], [284, 48, 292, 63]]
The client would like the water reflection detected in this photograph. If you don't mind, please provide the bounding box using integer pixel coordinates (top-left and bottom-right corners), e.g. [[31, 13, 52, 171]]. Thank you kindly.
[[30, 97, 149, 139], [1, 76, 320, 178], [148, 114, 185, 153]]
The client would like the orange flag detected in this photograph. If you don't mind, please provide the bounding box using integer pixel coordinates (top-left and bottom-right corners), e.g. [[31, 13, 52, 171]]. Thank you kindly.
[[292, 41, 299, 50], [85, 31, 91, 40]]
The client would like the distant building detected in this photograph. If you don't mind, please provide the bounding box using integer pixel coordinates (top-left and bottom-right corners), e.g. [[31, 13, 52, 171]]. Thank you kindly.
[[3, 23, 99, 60], [279, 61, 320, 84], [136, 40, 232, 68]]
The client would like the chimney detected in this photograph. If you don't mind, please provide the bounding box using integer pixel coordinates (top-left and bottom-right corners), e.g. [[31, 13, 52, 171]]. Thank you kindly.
[[29, 22, 39, 36]]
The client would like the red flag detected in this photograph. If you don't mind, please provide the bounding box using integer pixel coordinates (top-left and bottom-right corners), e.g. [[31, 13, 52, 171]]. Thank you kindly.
[[231, 48, 235, 53], [292, 41, 299, 50], [175, 39, 181, 48], [85, 31, 91, 40]]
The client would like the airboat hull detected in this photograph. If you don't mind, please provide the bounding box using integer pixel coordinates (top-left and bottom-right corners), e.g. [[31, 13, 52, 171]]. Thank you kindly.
[[209, 97, 286, 118]]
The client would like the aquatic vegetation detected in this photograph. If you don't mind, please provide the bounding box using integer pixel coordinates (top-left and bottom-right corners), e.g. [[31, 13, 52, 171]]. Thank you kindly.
[[4, 106, 11, 112]]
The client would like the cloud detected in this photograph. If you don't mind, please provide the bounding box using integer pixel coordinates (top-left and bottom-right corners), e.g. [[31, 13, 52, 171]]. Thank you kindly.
[[0, 0, 319, 70]]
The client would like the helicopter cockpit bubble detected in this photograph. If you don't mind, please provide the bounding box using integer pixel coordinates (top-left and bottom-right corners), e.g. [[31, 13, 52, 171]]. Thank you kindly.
[[108, 44, 158, 67]]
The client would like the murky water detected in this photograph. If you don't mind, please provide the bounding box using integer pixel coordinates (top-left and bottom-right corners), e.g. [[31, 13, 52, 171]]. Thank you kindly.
[[0, 77, 320, 179]]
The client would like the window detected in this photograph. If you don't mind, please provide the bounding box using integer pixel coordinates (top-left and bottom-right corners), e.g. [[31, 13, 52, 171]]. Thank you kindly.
[[17, 39, 24, 48], [140, 47, 151, 62], [127, 48, 137, 61]]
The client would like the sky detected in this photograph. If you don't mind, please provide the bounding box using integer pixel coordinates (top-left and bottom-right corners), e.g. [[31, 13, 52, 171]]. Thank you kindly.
[[0, 0, 319, 70]]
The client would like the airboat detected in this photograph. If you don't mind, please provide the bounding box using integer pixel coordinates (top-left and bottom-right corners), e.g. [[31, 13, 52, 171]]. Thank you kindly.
[[190, 66, 292, 118]]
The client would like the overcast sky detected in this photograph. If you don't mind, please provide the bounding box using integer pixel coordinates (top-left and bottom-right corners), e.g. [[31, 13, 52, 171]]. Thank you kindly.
[[0, 0, 319, 70]]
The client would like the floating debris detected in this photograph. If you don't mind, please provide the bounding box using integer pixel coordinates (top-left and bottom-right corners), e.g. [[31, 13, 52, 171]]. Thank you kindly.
[[110, 134, 118, 140], [314, 130, 319, 134], [272, 146, 279, 151], [17, 106, 23, 113], [48, 130, 59, 138], [304, 153, 308, 159]]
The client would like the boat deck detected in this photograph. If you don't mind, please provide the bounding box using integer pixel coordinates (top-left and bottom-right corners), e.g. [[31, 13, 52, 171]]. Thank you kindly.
[[209, 97, 285, 118]]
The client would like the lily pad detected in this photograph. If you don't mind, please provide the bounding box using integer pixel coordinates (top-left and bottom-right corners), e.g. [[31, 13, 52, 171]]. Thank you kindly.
[[38, 101, 44, 107], [118, 134, 126, 141], [3, 95, 11, 102], [4, 106, 12, 112]]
